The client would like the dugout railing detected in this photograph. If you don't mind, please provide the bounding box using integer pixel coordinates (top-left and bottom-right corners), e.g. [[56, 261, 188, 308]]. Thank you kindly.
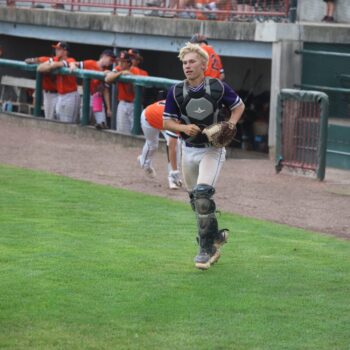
[[275, 89, 329, 181], [0, 58, 180, 134]]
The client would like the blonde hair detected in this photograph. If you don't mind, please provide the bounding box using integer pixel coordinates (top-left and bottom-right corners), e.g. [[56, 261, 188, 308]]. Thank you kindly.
[[178, 42, 209, 66]]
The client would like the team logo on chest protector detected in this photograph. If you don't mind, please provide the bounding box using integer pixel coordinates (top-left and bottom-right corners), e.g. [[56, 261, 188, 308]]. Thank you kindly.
[[186, 98, 214, 121]]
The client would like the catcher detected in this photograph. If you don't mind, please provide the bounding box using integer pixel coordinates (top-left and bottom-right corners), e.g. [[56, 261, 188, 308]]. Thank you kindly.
[[163, 42, 245, 270]]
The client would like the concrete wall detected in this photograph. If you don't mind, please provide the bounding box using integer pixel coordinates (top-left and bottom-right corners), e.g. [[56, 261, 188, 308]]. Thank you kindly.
[[298, 0, 350, 23], [268, 40, 302, 154], [2, 8, 350, 48]]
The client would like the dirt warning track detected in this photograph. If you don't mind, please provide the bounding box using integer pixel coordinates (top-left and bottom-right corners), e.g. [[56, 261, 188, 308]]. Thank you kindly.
[[1, 114, 349, 238]]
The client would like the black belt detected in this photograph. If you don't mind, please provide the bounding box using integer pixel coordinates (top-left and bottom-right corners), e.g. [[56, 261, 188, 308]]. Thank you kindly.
[[185, 142, 211, 148], [44, 90, 58, 94]]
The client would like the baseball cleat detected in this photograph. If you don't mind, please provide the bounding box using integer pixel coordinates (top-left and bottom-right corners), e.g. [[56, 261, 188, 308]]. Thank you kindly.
[[168, 176, 181, 190], [209, 248, 221, 265], [144, 166, 156, 178], [168, 178, 180, 190], [194, 248, 211, 270], [169, 170, 183, 188], [137, 155, 156, 178]]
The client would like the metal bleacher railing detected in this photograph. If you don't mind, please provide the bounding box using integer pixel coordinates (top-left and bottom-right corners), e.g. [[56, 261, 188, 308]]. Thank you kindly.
[[0, 58, 180, 134], [2, 0, 295, 22]]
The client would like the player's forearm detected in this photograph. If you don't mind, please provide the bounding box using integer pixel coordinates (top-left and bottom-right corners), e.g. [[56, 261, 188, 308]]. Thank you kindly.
[[163, 119, 185, 133], [103, 88, 111, 111], [37, 61, 63, 73], [229, 102, 245, 125], [105, 72, 122, 84], [37, 62, 52, 73], [168, 138, 178, 171], [50, 62, 64, 70], [69, 62, 78, 70], [25, 57, 39, 64]]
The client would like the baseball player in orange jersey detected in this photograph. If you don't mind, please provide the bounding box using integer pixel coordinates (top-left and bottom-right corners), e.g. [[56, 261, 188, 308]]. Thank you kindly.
[[163, 43, 244, 270], [69, 49, 115, 129], [25, 55, 58, 120], [190, 34, 225, 80], [37, 42, 80, 123], [137, 100, 182, 189], [128, 49, 149, 77], [105, 51, 139, 133]]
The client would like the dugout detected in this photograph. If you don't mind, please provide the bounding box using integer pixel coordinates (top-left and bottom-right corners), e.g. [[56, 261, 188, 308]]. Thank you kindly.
[[0, 34, 272, 153]]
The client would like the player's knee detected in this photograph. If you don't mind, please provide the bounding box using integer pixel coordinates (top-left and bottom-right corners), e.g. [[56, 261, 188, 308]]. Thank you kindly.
[[147, 140, 159, 152], [193, 183, 215, 199], [193, 184, 216, 214]]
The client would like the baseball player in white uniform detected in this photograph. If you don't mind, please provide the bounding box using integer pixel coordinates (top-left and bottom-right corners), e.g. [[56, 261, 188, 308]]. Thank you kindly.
[[37, 42, 80, 123], [163, 43, 245, 270], [105, 51, 138, 133], [138, 99, 182, 189], [25, 55, 58, 120], [69, 49, 116, 129]]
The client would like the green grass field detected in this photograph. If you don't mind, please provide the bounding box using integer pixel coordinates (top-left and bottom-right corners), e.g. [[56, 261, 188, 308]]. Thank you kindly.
[[0, 165, 349, 350]]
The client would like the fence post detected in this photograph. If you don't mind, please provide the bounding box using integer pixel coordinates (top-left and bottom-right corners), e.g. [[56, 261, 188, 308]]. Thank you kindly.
[[81, 78, 90, 126], [316, 95, 329, 181], [275, 92, 283, 173], [111, 47, 119, 130], [132, 84, 142, 135], [34, 71, 43, 117]]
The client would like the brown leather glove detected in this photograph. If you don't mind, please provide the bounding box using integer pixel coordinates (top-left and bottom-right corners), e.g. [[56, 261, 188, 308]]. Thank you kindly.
[[202, 121, 237, 147]]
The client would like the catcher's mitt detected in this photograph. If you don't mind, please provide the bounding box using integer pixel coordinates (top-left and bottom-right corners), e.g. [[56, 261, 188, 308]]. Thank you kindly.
[[202, 121, 237, 147]]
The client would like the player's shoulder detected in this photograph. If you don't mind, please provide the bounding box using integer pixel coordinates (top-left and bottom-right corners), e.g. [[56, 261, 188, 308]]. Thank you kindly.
[[206, 77, 224, 89], [130, 67, 139, 75], [174, 79, 187, 89], [221, 81, 234, 90], [85, 60, 99, 70], [84, 59, 97, 65], [38, 56, 51, 63], [65, 57, 76, 63], [201, 44, 215, 54], [112, 65, 120, 72], [138, 68, 149, 76]]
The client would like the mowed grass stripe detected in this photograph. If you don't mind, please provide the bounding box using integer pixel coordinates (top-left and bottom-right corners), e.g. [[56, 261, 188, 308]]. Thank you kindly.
[[0, 165, 349, 350]]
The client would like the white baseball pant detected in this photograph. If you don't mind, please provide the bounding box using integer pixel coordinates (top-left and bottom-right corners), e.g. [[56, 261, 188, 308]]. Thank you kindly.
[[139, 110, 171, 169], [116, 100, 134, 133], [43, 91, 58, 120], [56, 91, 81, 123], [181, 143, 226, 190]]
